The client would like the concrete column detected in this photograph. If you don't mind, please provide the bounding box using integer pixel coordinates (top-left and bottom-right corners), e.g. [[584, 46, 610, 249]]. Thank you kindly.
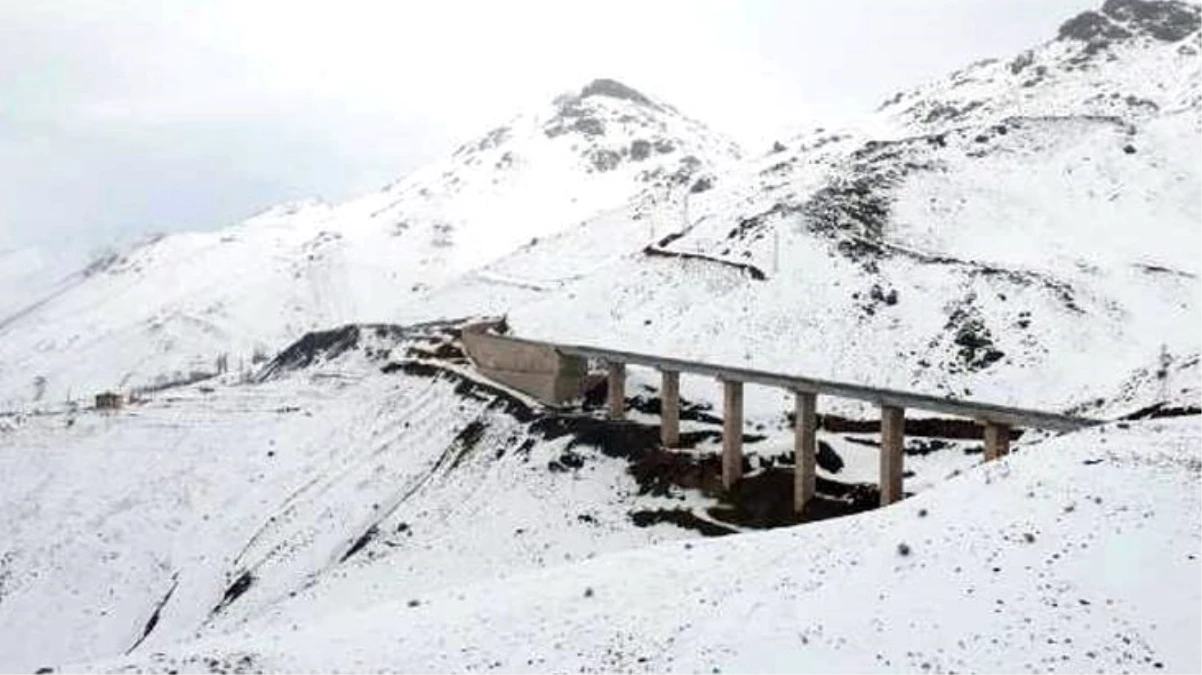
[[794, 391, 818, 514], [721, 379, 744, 490], [983, 421, 1011, 461], [607, 362, 626, 420], [880, 405, 905, 506], [660, 370, 680, 448]]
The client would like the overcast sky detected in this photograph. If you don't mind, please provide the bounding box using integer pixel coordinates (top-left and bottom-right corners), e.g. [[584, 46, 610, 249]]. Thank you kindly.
[[0, 0, 1099, 255]]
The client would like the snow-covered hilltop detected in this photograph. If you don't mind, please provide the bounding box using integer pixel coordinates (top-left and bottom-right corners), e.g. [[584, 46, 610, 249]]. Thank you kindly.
[[0, 1, 1199, 673], [0, 79, 739, 407], [413, 0, 1200, 418], [880, 0, 1201, 131]]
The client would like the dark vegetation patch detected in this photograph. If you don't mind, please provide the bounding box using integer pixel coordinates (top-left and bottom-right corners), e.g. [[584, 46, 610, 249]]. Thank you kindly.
[[211, 571, 254, 616], [447, 420, 488, 469], [1134, 262, 1197, 279], [690, 176, 714, 193], [1121, 403, 1202, 420], [1101, 0, 1199, 41], [906, 438, 952, 456], [708, 469, 882, 529], [259, 324, 365, 377], [125, 576, 179, 655], [853, 283, 900, 317], [548, 449, 586, 472], [944, 302, 1006, 372], [817, 441, 844, 472], [341, 526, 379, 563], [1059, 10, 1133, 41], [629, 509, 738, 537], [786, 411, 1025, 440], [626, 393, 724, 425], [261, 320, 465, 381], [771, 441, 845, 473]]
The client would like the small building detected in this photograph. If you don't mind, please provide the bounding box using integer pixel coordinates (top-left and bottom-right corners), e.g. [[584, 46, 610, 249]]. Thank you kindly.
[[95, 391, 123, 410]]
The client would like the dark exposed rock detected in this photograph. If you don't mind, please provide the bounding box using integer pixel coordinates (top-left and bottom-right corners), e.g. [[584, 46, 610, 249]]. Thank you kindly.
[[589, 149, 622, 172], [690, 176, 714, 193], [1059, 0, 1199, 43], [947, 306, 1006, 372], [1102, 0, 1200, 40], [1059, 10, 1134, 41], [573, 117, 605, 137]]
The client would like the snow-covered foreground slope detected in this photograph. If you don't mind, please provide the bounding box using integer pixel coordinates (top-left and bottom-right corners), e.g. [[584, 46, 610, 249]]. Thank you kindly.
[[0, 80, 739, 406], [76, 415, 1200, 674], [0, 321, 998, 672]]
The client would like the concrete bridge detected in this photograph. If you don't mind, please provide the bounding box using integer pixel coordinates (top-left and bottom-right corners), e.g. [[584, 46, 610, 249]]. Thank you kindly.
[[461, 324, 1099, 512]]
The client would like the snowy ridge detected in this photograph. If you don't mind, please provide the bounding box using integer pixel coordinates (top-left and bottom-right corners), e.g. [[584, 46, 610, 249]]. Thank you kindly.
[[878, 0, 1201, 133], [0, 79, 740, 407]]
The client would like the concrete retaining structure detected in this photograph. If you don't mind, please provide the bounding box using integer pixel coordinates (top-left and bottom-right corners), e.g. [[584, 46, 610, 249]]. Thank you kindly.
[[461, 326, 589, 405]]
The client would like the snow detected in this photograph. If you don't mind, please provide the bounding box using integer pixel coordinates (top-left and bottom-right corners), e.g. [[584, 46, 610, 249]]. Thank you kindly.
[[0, 82, 740, 407], [72, 417, 1201, 674], [1, 3, 1200, 673]]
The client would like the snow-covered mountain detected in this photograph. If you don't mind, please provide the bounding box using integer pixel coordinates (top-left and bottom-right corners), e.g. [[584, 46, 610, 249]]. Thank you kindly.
[[1, 1, 1199, 673], [879, 0, 1201, 131], [0, 79, 740, 406], [405, 0, 1200, 418]]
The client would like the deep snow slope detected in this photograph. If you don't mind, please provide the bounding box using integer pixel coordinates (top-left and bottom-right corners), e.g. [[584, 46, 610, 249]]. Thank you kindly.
[[80, 416, 1202, 674], [0, 323, 714, 671], [406, 0, 1201, 419], [2, 320, 963, 672], [0, 79, 740, 407]]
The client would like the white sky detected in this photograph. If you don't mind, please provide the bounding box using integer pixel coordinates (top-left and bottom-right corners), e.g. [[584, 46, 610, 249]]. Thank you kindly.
[[0, 0, 1099, 253]]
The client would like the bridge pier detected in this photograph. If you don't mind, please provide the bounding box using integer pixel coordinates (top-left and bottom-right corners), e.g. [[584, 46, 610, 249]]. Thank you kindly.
[[660, 370, 680, 448], [607, 362, 626, 420], [794, 391, 817, 514], [722, 379, 744, 490], [880, 405, 905, 506], [983, 421, 1011, 461]]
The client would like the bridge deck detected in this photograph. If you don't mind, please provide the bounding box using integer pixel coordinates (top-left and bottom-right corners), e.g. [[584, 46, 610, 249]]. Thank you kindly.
[[461, 330, 1102, 512], [542, 340, 1096, 432]]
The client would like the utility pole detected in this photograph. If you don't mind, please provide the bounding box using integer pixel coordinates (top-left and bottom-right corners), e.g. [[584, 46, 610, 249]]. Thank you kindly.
[[775, 230, 780, 273], [1159, 344, 1171, 401]]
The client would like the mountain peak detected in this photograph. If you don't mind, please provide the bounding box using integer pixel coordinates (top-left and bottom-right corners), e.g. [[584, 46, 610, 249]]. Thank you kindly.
[[551, 78, 666, 117], [1058, 0, 1200, 43], [579, 79, 655, 107]]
